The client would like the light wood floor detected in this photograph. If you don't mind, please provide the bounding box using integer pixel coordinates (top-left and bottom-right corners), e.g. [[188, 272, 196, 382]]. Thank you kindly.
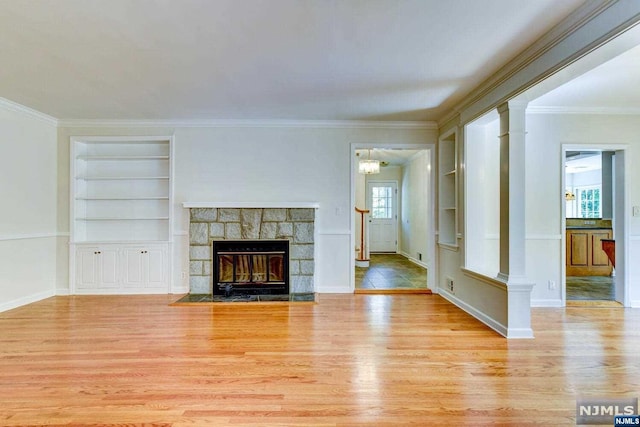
[[1, 294, 639, 426]]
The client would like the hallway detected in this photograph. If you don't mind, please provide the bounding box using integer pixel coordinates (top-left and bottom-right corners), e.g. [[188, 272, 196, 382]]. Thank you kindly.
[[355, 253, 427, 290]]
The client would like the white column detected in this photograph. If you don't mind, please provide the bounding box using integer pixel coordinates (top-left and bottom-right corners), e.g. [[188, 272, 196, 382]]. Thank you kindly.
[[497, 100, 535, 338]]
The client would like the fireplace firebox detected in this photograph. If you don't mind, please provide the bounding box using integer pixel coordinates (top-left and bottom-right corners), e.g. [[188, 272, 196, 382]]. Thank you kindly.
[[212, 240, 289, 296]]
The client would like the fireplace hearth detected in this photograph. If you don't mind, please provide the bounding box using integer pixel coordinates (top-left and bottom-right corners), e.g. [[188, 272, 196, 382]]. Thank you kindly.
[[212, 240, 289, 297]]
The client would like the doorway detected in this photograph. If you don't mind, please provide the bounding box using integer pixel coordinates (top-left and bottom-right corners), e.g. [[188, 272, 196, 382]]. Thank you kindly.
[[563, 146, 628, 306], [350, 144, 436, 293]]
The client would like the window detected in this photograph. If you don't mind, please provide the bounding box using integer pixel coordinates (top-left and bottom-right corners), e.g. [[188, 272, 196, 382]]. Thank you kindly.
[[371, 186, 393, 219], [577, 186, 601, 218]]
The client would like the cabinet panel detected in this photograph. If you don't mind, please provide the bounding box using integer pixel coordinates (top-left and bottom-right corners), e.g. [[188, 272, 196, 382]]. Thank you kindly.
[[76, 247, 99, 289], [74, 243, 168, 293], [146, 246, 167, 288], [98, 247, 120, 288], [591, 231, 611, 266], [566, 229, 613, 276], [122, 247, 145, 288], [568, 232, 588, 266]]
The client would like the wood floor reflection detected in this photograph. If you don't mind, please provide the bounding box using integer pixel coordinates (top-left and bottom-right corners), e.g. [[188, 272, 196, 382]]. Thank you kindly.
[[1, 294, 639, 425]]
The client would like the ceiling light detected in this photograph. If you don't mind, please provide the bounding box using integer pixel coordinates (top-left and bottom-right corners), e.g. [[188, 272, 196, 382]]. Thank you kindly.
[[358, 149, 380, 174]]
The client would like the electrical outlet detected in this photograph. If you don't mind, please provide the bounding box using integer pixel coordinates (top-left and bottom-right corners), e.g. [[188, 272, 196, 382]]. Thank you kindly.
[[181, 271, 186, 279], [548, 280, 556, 290], [418, 252, 422, 261], [633, 206, 640, 217], [446, 277, 454, 293]]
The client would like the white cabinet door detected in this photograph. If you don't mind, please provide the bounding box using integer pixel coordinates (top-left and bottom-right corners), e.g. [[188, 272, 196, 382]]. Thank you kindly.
[[121, 244, 168, 289], [98, 247, 120, 289], [75, 245, 119, 290], [145, 245, 167, 289], [122, 247, 146, 288], [76, 246, 100, 289]]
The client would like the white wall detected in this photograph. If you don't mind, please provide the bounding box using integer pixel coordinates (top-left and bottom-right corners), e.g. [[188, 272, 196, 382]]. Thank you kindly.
[[0, 102, 58, 311], [525, 113, 640, 307], [56, 124, 436, 294], [400, 151, 430, 267]]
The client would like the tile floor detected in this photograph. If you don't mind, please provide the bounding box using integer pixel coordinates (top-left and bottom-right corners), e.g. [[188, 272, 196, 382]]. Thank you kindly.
[[355, 253, 427, 289], [566, 275, 615, 300]]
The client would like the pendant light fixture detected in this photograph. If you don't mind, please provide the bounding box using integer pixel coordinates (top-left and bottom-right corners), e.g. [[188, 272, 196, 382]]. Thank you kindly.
[[358, 149, 380, 174]]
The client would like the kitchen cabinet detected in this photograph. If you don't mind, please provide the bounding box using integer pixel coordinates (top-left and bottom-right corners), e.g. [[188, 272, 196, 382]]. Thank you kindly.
[[566, 228, 613, 276]]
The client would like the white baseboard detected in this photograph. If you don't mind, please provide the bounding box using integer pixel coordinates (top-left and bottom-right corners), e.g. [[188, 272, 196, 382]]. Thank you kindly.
[[531, 299, 563, 307], [0, 289, 56, 313], [399, 251, 429, 269], [56, 288, 70, 296], [438, 288, 508, 338], [316, 286, 352, 293], [630, 299, 640, 308]]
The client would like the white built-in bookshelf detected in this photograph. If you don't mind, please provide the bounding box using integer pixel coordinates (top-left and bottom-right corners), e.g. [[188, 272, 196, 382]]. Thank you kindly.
[[438, 129, 458, 248], [71, 138, 171, 242], [70, 136, 172, 294]]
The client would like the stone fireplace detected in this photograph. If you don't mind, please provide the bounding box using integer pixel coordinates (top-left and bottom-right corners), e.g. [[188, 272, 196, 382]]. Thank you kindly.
[[187, 206, 316, 296]]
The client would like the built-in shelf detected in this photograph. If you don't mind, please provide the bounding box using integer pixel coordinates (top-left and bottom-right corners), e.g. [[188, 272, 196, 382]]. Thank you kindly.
[[69, 137, 174, 295], [77, 155, 170, 161], [77, 176, 170, 180], [438, 129, 458, 248], [71, 137, 172, 243], [76, 197, 170, 201]]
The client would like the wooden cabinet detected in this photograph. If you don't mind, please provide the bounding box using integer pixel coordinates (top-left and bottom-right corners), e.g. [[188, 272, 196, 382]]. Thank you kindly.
[[566, 228, 613, 276]]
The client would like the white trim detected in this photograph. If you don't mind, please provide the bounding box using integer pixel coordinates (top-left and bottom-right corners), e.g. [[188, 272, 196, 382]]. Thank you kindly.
[[531, 299, 563, 308], [630, 235, 640, 241], [174, 231, 188, 236], [461, 268, 508, 291], [56, 288, 70, 296], [528, 106, 640, 115], [0, 289, 56, 313], [318, 231, 351, 236], [316, 285, 351, 294], [0, 97, 58, 126], [183, 201, 320, 209], [438, 288, 508, 337], [630, 300, 640, 308], [0, 232, 60, 241], [399, 251, 429, 270], [58, 118, 437, 130]]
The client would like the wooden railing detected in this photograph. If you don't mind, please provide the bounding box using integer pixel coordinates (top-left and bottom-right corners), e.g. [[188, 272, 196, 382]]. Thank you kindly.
[[355, 207, 370, 261]]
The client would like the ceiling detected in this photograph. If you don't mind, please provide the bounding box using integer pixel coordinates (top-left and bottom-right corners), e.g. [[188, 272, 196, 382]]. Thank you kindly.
[[0, 0, 586, 122]]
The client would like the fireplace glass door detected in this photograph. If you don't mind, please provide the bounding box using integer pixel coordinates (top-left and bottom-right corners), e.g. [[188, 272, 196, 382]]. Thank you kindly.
[[212, 240, 289, 296]]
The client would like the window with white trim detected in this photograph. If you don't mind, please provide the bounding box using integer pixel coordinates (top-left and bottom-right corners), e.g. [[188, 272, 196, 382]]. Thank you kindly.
[[577, 186, 601, 218]]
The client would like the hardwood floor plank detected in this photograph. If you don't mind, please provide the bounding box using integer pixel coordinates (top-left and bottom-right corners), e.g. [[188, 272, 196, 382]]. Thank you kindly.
[[1, 294, 639, 426]]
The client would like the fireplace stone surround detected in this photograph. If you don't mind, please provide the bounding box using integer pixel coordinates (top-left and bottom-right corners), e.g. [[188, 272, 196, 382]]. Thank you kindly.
[[185, 204, 317, 297]]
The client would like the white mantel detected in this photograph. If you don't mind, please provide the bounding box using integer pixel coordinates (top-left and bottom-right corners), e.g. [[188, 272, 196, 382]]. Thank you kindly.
[[182, 202, 320, 209]]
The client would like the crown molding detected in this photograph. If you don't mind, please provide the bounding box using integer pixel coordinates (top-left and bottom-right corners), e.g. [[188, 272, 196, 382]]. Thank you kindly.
[[438, 1, 634, 127], [0, 97, 58, 126], [527, 106, 640, 115], [56, 118, 437, 130]]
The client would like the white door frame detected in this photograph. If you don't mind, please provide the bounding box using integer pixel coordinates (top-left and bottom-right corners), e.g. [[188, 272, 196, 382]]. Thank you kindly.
[[561, 143, 630, 307], [367, 180, 399, 253], [350, 142, 436, 293]]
